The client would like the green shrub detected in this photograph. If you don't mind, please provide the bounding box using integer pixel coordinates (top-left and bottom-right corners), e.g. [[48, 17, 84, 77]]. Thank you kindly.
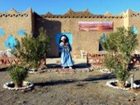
[[101, 27, 138, 86], [13, 27, 50, 69], [8, 65, 28, 87]]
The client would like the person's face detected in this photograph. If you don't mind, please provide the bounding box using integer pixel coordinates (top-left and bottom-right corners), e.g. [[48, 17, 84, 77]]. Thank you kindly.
[[62, 38, 66, 43]]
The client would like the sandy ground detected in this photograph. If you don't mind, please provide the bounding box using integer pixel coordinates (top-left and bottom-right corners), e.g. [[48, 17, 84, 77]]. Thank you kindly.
[[0, 58, 140, 105], [0, 69, 140, 105]]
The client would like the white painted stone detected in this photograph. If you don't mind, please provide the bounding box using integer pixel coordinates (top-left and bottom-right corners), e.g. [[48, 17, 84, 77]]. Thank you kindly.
[[99, 68, 112, 74], [106, 79, 140, 90], [3, 81, 34, 90]]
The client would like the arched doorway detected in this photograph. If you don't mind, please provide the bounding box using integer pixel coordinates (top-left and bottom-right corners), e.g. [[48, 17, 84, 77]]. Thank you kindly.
[[55, 32, 73, 56]]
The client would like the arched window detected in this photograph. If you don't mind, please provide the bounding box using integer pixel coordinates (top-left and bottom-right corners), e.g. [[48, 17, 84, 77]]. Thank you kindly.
[[131, 26, 138, 34], [99, 33, 106, 51], [0, 28, 5, 36], [4, 35, 17, 49], [17, 29, 26, 36]]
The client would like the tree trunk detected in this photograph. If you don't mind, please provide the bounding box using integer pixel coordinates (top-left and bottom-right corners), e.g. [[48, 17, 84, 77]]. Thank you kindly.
[[15, 81, 23, 87], [117, 81, 125, 88]]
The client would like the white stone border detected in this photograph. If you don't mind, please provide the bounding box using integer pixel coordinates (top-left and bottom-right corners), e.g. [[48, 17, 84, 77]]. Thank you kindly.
[[28, 68, 38, 74], [133, 82, 140, 88], [28, 70, 38, 74], [3, 81, 34, 90], [99, 68, 112, 74], [106, 79, 140, 90]]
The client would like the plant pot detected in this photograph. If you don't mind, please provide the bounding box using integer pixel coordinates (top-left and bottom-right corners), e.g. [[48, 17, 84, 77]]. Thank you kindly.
[[28, 68, 37, 74], [3, 81, 34, 90], [106, 79, 133, 90]]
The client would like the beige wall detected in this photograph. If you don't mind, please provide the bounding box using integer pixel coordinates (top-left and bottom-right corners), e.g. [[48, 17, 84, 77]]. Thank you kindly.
[[1, 9, 140, 58], [123, 9, 140, 52], [43, 10, 140, 57], [44, 17, 124, 57], [129, 16, 140, 51], [0, 9, 33, 50]]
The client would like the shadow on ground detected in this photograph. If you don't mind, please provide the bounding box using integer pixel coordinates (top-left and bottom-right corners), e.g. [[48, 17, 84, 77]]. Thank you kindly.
[[46, 64, 61, 69], [34, 79, 78, 87], [34, 73, 115, 87], [83, 73, 115, 82], [46, 63, 90, 69], [0, 68, 8, 72], [73, 63, 90, 69]]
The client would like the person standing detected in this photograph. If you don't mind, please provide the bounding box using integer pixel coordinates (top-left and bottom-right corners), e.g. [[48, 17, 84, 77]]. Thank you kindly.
[[59, 36, 74, 69]]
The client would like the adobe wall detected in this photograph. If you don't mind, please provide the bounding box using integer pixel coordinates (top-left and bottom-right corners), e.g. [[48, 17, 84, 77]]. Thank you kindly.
[[126, 10, 140, 52], [1, 9, 140, 58], [34, 15, 62, 57], [42, 17, 124, 57], [42, 10, 140, 57], [0, 9, 33, 50]]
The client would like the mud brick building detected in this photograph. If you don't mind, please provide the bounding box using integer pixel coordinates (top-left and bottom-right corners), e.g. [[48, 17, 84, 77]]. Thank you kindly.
[[0, 9, 140, 58]]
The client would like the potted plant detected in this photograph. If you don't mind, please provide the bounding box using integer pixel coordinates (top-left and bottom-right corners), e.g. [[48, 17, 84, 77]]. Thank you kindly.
[[3, 28, 48, 90], [3, 64, 34, 90], [8, 65, 28, 87], [101, 27, 138, 87]]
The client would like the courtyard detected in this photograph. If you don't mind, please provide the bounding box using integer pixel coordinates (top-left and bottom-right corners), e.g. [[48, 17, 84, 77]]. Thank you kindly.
[[0, 58, 140, 105], [1, 1, 140, 105]]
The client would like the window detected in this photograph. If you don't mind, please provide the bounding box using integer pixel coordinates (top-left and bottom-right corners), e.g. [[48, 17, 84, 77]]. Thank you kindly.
[[0, 28, 5, 36], [131, 26, 138, 34], [99, 33, 106, 51]]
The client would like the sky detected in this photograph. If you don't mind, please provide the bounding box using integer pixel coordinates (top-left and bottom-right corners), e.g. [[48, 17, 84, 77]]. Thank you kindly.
[[0, 0, 140, 15]]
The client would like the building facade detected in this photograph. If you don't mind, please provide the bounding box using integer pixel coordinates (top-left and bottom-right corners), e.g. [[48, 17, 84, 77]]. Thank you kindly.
[[0, 9, 140, 57]]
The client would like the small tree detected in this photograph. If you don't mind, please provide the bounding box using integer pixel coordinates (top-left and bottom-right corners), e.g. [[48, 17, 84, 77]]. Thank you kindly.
[[13, 28, 50, 70], [102, 27, 138, 87], [8, 65, 28, 87]]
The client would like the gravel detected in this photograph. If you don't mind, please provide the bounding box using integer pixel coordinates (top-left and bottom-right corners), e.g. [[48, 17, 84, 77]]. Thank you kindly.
[[0, 69, 140, 105]]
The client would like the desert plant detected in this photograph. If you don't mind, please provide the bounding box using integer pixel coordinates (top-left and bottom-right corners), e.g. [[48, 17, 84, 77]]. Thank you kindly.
[[101, 27, 138, 87], [13, 27, 50, 69], [8, 65, 28, 87]]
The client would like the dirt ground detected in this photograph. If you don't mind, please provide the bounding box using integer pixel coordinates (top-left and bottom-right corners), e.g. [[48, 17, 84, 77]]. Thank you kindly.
[[0, 67, 140, 105]]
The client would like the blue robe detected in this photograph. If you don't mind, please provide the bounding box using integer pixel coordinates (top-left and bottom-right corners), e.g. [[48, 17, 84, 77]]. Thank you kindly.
[[60, 42, 74, 67]]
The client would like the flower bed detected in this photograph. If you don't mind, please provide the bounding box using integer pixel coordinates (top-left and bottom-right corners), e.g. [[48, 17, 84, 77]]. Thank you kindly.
[[106, 79, 140, 90], [3, 81, 34, 90]]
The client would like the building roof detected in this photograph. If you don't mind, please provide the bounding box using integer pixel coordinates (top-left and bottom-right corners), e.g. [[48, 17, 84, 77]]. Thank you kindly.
[[0, 8, 140, 18], [0, 8, 31, 18], [42, 9, 124, 18]]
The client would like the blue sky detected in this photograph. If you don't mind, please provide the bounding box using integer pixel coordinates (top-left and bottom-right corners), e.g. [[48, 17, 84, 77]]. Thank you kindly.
[[0, 0, 140, 15]]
